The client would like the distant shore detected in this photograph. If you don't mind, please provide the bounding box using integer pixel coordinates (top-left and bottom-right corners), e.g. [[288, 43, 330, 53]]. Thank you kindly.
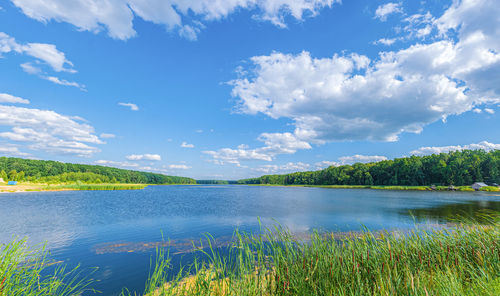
[[0, 183, 148, 193], [234, 183, 500, 192]]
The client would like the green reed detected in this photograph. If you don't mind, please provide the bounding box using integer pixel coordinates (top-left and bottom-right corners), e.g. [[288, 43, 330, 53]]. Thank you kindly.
[[38, 183, 147, 191], [138, 216, 500, 296], [0, 238, 95, 296]]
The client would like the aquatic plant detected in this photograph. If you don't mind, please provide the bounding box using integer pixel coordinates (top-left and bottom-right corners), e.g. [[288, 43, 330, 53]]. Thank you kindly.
[[0, 238, 95, 296], [137, 217, 500, 296]]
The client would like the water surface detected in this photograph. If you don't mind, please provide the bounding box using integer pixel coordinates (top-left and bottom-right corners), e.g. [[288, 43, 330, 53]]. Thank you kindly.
[[0, 185, 498, 295]]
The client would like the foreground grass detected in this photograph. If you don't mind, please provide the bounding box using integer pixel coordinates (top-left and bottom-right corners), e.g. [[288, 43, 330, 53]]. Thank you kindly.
[[2, 219, 499, 295], [0, 238, 95, 296], [139, 218, 500, 296]]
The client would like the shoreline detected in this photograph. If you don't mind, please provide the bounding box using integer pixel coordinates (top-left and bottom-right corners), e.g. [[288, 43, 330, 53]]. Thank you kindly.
[[0, 183, 148, 193], [230, 183, 500, 192]]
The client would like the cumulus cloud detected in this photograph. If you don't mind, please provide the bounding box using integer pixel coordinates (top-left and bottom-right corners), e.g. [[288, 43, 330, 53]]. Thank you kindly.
[[374, 38, 397, 46], [0, 32, 75, 72], [204, 132, 311, 166], [118, 102, 139, 111], [95, 160, 139, 168], [0, 93, 30, 104], [10, 0, 339, 40], [0, 104, 102, 157], [168, 164, 191, 170], [253, 162, 311, 174], [0, 33, 84, 89], [181, 142, 195, 148], [338, 155, 388, 164], [0, 145, 31, 157], [314, 160, 339, 169], [374, 2, 403, 21], [253, 154, 388, 175], [125, 154, 161, 161], [410, 141, 500, 156], [231, 0, 500, 146], [484, 108, 495, 114]]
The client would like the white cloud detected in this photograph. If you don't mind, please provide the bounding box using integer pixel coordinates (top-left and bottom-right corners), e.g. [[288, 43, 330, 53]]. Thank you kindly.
[[0, 32, 75, 72], [0, 145, 31, 157], [20, 62, 41, 75], [230, 0, 500, 146], [100, 133, 116, 139], [374, 2, 403, 21], [95, 159, 139, 168], [410, 141, 500, 156], [338, 155, 388, 165], [0, 104, 102, 157], [472, 108, 482, 113], [1, 33, 84, 89], [314, 160, 338, 169], [484, 108, 495, 114], [168, 164, 191, 170], [118, 102, 139, 111], [41, 75, 86, 90], [204, 132, 311, 166], [181, 142, 195, 148], [125, 154, 161, 161], [253, 162, 311, 174], [0, 93, 30, 104], [10, 0, 339, 40], [374, 38, 397, 46]]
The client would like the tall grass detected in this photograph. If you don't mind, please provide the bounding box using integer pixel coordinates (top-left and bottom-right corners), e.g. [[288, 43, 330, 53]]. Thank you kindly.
[[309, 185, 489, 192], [0, 238, 95, 296], [30, 183, 147, 191], [138, 217, 500, 296]]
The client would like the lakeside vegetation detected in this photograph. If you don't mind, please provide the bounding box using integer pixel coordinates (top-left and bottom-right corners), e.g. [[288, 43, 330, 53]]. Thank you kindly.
[[0, 183, 148, 193], [138, 218, 500, 296], [0, 238, 95, 296], [242, 184, 500, 192], [238, 150, 500, 187], [2, 217, 499, 296], [0, 157, 196, 185]]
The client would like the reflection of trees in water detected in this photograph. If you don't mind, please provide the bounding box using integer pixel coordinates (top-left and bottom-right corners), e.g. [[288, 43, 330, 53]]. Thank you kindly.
[[403, 201, 500, 224]]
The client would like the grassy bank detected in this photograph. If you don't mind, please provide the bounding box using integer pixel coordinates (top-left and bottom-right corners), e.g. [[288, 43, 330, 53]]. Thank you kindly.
[[0, 182, 148, 193], [138, 217, 500, 296], [240, 183, 500, 192]]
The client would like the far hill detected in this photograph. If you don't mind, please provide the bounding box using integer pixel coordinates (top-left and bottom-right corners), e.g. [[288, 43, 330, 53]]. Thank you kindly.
[[237, 149, 500, 187], [0, 157, 195, 184]]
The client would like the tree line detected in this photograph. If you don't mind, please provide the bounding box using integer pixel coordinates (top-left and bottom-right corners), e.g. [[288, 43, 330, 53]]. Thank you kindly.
[[0, 157, 196, 184], [237, 150, 500, 186]]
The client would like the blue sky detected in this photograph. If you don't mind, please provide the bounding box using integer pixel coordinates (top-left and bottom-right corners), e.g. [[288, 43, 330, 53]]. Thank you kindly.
[[0, 0, 499, 180]]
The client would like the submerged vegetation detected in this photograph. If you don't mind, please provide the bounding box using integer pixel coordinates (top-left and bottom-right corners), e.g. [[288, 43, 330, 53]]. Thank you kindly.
[[0, 157, 196, 185], [238, 150, 500, 187]]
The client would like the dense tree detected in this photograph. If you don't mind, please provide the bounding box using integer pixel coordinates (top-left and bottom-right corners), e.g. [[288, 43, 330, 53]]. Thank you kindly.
[[238, 150, 500, 186], [0, 157, 196, 184]]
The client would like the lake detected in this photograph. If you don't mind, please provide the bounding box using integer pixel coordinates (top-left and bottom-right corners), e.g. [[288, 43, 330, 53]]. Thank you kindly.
[[1, 185, 499, 295]]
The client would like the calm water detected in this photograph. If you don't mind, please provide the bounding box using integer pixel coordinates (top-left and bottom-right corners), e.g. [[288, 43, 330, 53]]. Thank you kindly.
[[1, 185, 499, 295]]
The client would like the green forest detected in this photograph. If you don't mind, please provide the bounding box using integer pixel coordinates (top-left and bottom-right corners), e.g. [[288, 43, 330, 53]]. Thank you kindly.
[[238, 150, 500, 186], [0, 157, 196, 184]]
